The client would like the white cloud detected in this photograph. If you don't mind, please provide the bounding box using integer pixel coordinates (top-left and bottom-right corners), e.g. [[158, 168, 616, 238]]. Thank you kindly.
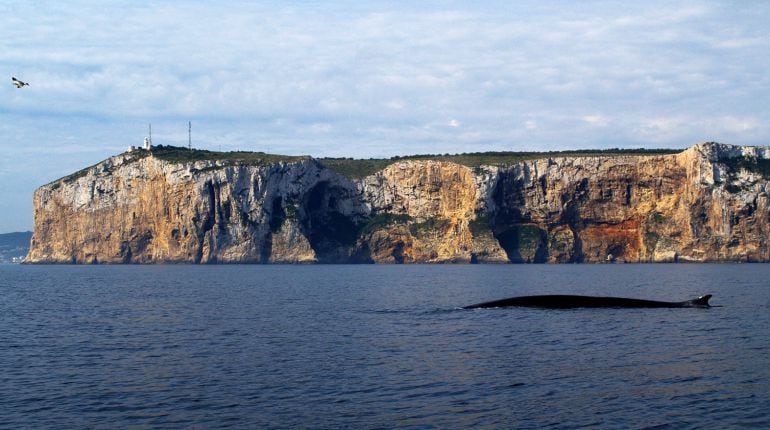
[[631, 114, 764, 144], [713, 37, 768, 49], [634, 117, 689, 142], [3, 0, 770, 230], [309, 123, 334, 134], [582, 115, 609, 127]]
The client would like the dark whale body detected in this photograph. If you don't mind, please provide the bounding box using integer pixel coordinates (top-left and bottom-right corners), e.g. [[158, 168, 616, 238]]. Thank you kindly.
[[463, 294, 712, 309]]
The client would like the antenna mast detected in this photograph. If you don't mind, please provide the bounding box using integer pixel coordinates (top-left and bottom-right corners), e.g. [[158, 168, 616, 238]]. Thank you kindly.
[[188, 121, 191, 151]]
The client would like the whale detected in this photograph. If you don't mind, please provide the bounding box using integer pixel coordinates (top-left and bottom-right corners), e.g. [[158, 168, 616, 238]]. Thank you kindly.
[[463, 294, 712, 309]]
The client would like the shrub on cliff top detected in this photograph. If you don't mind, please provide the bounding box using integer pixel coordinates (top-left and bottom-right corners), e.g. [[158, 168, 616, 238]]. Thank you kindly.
[[320, 148, 682, 179], [722, 156, 770, 179], [150, 145, 307, 165]]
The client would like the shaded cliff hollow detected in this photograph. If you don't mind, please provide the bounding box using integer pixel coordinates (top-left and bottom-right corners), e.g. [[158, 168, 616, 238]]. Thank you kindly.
[[27, 142, 770, 263]]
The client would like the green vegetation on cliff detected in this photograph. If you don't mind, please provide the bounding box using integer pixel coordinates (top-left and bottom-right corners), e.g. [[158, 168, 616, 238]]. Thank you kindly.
[[150, 145, 308, 165], [722, 155, 770, 179], [57, 145, 684, 187], [58, 161, 107, 185], [358, 213, 413, 236], [409, 218, 451, 237], [56, 146, 308, 187], [320, 148, 683, 179]]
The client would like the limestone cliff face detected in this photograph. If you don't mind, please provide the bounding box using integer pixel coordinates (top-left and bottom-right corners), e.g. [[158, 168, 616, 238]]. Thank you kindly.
[[28, 153, 367, 263], [27, 142, 770, 263], [357, 160, 507, 263], [490, 143, 770, 262]]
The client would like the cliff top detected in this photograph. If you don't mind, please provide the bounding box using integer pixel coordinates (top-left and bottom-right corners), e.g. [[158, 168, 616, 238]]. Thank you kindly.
[[147, 145, 310, 165], [52, 142, 768, 187], [319, 147, 684, 178], [54, 145, 310, 186], [145, 144, 683, 170]]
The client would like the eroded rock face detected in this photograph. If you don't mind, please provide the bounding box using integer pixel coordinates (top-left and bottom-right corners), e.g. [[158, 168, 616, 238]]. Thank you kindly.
[[489, 143, 770, 262], [357, 160, 508, 263], [27, 154, 367, 263], [26, 142, 770, 263]]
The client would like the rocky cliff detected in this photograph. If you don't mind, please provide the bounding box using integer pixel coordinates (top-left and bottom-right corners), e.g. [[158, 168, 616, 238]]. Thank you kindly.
[[26, 142, 770, 263]]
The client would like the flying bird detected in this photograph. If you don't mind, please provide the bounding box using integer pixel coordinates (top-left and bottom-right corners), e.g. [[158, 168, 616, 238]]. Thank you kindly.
[[11, 77, 29, 88]]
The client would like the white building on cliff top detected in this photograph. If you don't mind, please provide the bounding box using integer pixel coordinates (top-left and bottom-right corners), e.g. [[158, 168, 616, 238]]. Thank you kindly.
[[128, 126, 153, 153]]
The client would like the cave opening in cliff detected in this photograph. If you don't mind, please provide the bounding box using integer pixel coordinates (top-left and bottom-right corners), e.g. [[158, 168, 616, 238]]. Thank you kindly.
[[495, 225, 548, 263], [301, 181, 360, 262]]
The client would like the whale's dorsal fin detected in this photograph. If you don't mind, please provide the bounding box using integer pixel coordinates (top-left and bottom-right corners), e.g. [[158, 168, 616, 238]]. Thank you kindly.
[[688, 294, 712, 307]]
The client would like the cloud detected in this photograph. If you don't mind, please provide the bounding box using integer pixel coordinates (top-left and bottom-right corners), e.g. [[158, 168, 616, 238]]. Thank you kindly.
[[582, 115, 609, 127], [631, 114, 765, 144], [5, 2, 768, 135], [2, 0, 770, 230]]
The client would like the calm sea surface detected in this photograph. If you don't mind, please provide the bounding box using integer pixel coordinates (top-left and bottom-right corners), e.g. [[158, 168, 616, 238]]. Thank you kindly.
[[1, 264, 769, 429]]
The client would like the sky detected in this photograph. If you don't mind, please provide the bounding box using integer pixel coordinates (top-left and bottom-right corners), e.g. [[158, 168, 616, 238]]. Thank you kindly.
[[2, 0, 770, 232]]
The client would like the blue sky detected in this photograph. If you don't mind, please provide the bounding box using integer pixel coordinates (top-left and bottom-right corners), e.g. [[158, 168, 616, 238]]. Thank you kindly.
[[2, 1, 770, 232]]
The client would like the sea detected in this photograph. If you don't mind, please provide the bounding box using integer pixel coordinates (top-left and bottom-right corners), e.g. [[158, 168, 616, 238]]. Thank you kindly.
[[1, 264, 769, 429]]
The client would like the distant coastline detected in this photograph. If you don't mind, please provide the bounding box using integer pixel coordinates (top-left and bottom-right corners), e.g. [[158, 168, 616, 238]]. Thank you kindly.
[[0, 231, 31, 264]]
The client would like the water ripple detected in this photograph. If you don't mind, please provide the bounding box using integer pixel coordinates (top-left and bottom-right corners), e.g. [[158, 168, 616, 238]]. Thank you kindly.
[[1, 264, 769, 429]]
